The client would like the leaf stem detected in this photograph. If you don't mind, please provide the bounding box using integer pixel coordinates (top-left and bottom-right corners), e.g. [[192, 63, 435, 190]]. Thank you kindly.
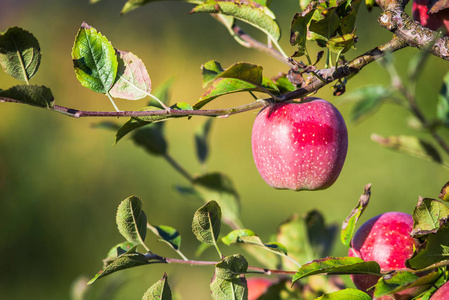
[[163, 152, 194, 183], [106, 92, 120, 112]]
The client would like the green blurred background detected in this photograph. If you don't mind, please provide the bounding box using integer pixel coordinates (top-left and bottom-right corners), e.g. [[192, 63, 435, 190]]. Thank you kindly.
[[0, 0, 448, 299]]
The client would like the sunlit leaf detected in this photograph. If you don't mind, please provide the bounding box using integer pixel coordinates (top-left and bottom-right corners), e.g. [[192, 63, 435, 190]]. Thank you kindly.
[[292, 257, 381, 283], [191, 1, 280, 42], [202, 60, 224, 87], [192, 200, 222, 245], [274, 75, 296, 93], [109, 50, 151, 100], [194, 77, 278, 109], [222, 229, 256, 246], [121, 0, 204, 15], [411, 197, 449, 237], [116, 196, 148, 246], [371, 134, 442, 164], [326, 32, 356, 55], [0, 27, 41, 82], [72, 22, 118, 94], [341, 184, 371, 247], [142, 273, 172, 300], [315, 288, 371, 300], [0, 85, 54, 108]]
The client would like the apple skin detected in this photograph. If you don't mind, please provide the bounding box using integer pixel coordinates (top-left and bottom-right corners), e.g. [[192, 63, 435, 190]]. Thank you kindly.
[[412, 0, 449, 36], [349, 212, 418, 299], [247, 278, 272, 300], [251, 98, 348, 191]]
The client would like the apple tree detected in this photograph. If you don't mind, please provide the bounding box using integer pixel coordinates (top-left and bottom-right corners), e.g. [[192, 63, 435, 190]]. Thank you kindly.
[[1, 0, 449, 299]]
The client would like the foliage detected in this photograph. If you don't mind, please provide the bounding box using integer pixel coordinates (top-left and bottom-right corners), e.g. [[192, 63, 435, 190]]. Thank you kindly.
[[2, 0, 449, 299]]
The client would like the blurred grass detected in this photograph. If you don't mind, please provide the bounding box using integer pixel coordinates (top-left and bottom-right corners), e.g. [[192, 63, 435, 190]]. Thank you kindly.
[[0, 0, 448, 299]]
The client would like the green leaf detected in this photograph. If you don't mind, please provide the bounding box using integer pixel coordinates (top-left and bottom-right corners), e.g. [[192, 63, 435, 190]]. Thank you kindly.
[[210, 275, 247, 300], [142, 273, 172, 300], [0, 27, 41, 82], [343, 85, 392, 122], [371, 134, 443, 164], [192, 173, 242, 229], [307, 6, 340, 44], [72, 22, 118, 94], [439, 181, 449, 202], [437, 71, 449, 128], [373, 270, 440, 298], [89, 249, 148, 284], [121, 0, 203, 15], [202, 60, 224, 87], [407, 224, 449, 269], [215, 254, 248, 280], [341, 184, 371, 247], [326, 32, 356, 55], [277, 214, 314, 268], [195, 118, 214, 164], [148, 224, 181, 251], [0, 85, 54, 108], [191, 1, 280, 42], [192, 200, 222, 245], [227, 235, 288, 255], [292, 257, 381, 284], [290, 10, 314, 57], [411, 198, 449, 237], [222, 229, 256, 246], [315, 288, 371, 300], [339, 0, 361, 35], [103, 242, 136, 267], [109, 50, 151, 100], [116, 196, 148, 246], [194, 77, 278, 109], [132, 122, 167, 156], [274, 75, 296, 93]]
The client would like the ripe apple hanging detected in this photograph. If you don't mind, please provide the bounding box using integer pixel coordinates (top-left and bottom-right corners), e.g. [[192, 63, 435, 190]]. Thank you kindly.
[[251, 98, 348, 191]]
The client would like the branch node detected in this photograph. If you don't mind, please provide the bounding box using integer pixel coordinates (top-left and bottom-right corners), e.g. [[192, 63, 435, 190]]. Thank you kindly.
[[378, 11, 398, 31]]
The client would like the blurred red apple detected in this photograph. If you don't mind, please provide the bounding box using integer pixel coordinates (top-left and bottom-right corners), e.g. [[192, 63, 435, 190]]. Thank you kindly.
[[430, 280, 449, 299], [251, 98, 348, 191], [413, 0, 449, 36], [349, 212, 418, 299], [247, 277, 272, 300]]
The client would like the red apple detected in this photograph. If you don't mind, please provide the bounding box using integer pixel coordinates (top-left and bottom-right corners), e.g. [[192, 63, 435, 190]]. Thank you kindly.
[[349, 212, 418, 299], [251, 98, 348, 191], [430, 280, 449, 299], [247, 277, 272, 300], [413, 0, 449, 36]]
